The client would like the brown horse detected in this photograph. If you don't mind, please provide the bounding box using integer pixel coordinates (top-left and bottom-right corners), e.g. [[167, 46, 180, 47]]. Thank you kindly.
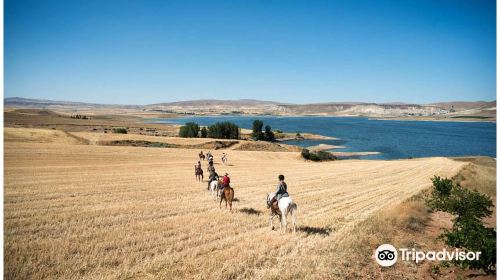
[[220, 185, 234, 211], [195, 165, 203, 181]]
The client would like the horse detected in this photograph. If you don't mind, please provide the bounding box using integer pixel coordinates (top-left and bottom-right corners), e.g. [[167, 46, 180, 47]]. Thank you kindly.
[[199, 151, 205, 161], [209, 177, 221, 200], [266, 193, 297, 233], [195, 165, 203, 181], [221, 153, 228, 164], [220, 185, 235, 211]]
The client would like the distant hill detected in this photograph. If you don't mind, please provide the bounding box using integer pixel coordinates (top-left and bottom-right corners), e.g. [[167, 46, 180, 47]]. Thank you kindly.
[[150, 99, 284, 106], [4, 97, 496, 119], [5, 97, 141, 109], [429, 101, 496, 111]]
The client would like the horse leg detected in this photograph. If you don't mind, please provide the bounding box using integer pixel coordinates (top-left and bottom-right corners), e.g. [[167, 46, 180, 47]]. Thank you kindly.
[[279, 214, 283, 232], [282, 214, 288, 233], [292, 209, 297, 234], [270, 214, 274, 230]]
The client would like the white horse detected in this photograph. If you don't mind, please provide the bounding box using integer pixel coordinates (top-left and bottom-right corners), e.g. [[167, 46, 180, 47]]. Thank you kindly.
[[266, 193, 297, 233], [209, 178, 221, 201]]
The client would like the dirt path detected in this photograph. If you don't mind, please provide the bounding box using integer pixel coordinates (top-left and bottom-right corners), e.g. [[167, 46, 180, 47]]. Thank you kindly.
[[4, 142, 466, 279]]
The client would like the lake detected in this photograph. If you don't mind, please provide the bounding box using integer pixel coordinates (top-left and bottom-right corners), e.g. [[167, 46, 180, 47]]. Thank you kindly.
[[151, 116, 496, 160]]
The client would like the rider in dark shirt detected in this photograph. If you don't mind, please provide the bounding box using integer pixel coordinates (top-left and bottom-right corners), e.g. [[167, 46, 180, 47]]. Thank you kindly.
[[268, 174, 288, 207], [207, 161, 218, 189]]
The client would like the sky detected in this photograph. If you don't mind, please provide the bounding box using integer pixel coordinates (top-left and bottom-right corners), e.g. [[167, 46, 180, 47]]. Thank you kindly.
[[5, 0, 497, 105]]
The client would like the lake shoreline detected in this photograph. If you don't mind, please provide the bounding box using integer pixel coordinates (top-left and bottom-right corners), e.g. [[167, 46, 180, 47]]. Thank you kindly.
[[153, 115, 496, 160]]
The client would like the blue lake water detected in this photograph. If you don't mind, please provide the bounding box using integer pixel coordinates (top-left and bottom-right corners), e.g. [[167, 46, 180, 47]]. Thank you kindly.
[[151, 116, 496, 160]]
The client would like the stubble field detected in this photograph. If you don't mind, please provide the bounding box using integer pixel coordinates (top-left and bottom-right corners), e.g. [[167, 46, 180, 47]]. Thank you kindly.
[[4, 131, 467, 279]]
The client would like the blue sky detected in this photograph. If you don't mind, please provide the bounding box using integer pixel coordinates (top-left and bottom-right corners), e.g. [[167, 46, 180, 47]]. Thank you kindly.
[[5, 0, 496, 105]]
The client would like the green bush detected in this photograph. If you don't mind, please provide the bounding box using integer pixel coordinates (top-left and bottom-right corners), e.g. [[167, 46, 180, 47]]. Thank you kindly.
[[252, 120, 264, 140], [179, 122, 200, 138], [301, 149, 337, 161], [200, 127, 208, 138], [426, 176, 496, 274], [207, 122, 239, 139], [112, 128, 127, 134]]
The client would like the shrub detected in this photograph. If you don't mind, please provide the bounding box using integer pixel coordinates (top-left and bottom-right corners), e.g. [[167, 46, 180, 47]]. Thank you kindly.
[[301, 149, 337, 161], [207, 122, 239, 139], [264, 125, 275, 142], [112, 128, 127, 134], [200, 127, 208, 138], [179, 122, 200, 138], [252, 120, 264, 140], [426, 176, 496, 274]]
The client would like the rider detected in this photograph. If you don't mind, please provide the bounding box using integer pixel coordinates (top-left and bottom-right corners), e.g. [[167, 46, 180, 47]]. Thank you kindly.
[[268, 174, 289, 207], [207, 161, 218, 189], [221, 173, 230, 190], [196, 161, 202, 170], [219, 173, 230, 197]]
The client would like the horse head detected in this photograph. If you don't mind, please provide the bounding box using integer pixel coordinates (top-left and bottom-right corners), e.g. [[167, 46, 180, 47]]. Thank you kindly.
[[266, 193, 273, 209]]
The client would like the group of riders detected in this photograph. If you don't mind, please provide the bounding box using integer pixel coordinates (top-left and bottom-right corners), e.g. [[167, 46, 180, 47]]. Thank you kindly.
[[195, 151, 289, 210]]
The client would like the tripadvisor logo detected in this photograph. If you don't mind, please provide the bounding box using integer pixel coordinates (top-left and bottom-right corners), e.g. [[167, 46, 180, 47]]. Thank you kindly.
[[375, 244, 397, 267], [374, 244, 481, 267]]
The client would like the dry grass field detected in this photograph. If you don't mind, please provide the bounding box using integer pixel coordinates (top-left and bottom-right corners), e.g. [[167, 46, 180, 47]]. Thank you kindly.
[[4, 128, 469, 279]]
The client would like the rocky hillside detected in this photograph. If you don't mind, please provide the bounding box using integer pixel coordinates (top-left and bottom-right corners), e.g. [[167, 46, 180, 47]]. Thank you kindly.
[[5, 97, 496, 119]]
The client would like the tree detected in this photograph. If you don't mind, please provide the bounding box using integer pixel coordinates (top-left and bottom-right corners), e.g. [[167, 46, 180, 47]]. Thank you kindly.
[[179, 122, 200, 138], [112, 127, 127, 134], [200, 127, 208, 138], [264, 125, 275, 142], [252, 120, 264, 140], [427, 176, 496, 274], [207, 122, 239, 139]]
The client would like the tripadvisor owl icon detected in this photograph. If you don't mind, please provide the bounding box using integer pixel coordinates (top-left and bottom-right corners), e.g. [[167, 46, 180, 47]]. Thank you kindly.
[[375, 244, 398, 267]]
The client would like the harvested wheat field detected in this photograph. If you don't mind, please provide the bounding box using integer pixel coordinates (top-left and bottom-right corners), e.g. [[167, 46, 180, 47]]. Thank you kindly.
[[4, 131, 467, 279]]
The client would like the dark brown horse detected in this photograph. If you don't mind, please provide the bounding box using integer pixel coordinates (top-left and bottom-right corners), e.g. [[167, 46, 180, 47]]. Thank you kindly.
[[220, 185, 234, 211], [195, 165, 203, 181]]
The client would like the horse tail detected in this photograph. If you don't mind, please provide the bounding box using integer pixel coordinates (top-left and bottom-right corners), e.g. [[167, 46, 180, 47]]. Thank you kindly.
[[289, 202, 298, 232], [288, 202, 297, 216]]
